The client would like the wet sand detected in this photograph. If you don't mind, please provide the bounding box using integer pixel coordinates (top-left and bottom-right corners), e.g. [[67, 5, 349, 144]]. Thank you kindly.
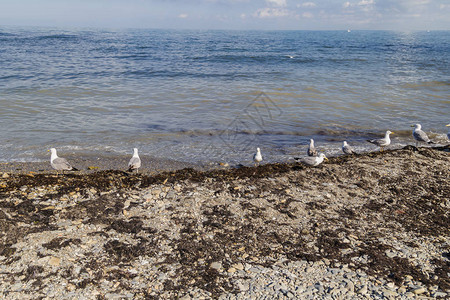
[[0, 145, 449, 299]]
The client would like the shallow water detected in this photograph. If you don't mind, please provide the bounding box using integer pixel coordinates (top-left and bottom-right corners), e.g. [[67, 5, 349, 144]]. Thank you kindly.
[[1, 27, 449, 164]]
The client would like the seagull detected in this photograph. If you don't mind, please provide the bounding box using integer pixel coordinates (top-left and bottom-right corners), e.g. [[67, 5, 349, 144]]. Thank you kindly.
[[128, 148, 141, 173], [411, 124, 434, 147], [342, 141, 356, 155], [446, 124, 450, 140], [253, 147, 262, 166], [367, 130, 394, 152], [49, 148, 78, 174], [296, 153, 328, 166], [307, 139, 318, 157]]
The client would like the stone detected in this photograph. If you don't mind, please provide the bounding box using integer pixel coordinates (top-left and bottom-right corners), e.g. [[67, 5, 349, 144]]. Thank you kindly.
[[48, 256, 61, 266], [382, 289, 397, 297], [2, 173, 9, 178], [412, 287, 426, 295], [357, 285, 367, 294], [227, 267, 236, 274], [385, 250, 396, 258], [210, 262, 222, 270]]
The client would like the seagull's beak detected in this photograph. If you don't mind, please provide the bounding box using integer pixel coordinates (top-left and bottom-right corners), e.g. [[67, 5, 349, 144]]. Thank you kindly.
[[47, 150, 50, 152], [391, 131, 395, 134], [446, 124, 450, 127], [324, 157, 328, 161], [410, 125, 415, 127]]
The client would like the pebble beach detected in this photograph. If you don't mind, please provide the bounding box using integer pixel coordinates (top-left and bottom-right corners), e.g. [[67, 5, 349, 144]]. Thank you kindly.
[[0, 145, 449, 299]]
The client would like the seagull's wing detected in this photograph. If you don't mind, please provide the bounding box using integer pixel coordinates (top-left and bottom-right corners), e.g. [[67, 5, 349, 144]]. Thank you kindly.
[[307, 147, 317, 157], [128, 157, 141, 169], [343, 145, 355, 154], [300, 156, 318, 166], [52, 157, 73, 170], [413, 130, 430, 142]]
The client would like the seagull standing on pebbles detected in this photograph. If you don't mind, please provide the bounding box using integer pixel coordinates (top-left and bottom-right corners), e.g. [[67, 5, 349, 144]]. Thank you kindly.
[[367, 130, 394, 152], [307, 139, 318, 157], [49, 148, 78, 174], [296, 153, 328, 166], [253, 147, 262, 166], [342, 141, 356, 155], [128, 148, 141, 173]]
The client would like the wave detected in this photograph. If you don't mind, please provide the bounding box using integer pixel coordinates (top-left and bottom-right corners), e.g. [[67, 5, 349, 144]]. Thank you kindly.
[[401, 81, 450, 89]]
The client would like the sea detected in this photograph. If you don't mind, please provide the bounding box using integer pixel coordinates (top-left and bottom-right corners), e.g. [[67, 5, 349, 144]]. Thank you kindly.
[[1, 27, 449, 165]]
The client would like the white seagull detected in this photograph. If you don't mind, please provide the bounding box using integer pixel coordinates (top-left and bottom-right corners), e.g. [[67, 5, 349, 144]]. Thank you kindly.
[[296, 153, 328, 167], [307, 139, 318, 157], [367, 130, 394, 152], [253, 147, 262, 166], [128, 148, 141, 173], [49, 148, 78, 174], [342, 141, 356, 155], [411, 124, 434, 147]]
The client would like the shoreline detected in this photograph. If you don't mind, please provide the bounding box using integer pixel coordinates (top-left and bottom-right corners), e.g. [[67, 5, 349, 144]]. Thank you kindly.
[[0, 145, 449, 299], [1, 144, 448, 176]]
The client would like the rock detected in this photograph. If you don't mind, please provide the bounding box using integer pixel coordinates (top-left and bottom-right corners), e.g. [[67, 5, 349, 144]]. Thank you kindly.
[[48, 256, 61, 266], [2, 173, 9, 178], [227, 267, 236, 274], [357, 285, 368, 294], [432, 292, 448, 298], [382, 289, 397, 297], [232, 263, 244, 270], [385, 250, 396, 258], [411, 287, 426, 295], [210, 262, 222, 270]]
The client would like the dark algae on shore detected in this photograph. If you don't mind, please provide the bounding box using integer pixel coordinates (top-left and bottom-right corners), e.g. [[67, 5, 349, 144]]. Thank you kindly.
[[0, 146, 449, 298]]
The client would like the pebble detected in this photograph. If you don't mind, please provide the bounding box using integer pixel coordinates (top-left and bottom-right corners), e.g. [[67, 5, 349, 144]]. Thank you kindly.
[[412, 287, 426, 295], [210, 262, 222, 270], [48, 257, 61, 267]]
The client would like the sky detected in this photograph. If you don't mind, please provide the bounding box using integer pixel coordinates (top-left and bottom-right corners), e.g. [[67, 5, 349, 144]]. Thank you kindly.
[[1, 0, 449, 31]]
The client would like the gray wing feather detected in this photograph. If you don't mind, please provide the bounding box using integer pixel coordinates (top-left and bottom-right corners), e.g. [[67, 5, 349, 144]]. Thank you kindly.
[[307, 146, 317, 157], [52, 157, 72, 170], [413, 130, 430, 142], [343, 145, 355, 154], [300, 156, 318, 166], [128, 157, 141, 169]]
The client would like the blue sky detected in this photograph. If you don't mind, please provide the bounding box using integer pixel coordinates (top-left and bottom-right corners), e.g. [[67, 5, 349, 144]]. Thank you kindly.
[[1, 0, 449, 30]]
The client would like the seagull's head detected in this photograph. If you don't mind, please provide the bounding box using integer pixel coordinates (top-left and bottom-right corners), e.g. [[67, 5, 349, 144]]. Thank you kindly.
[[386, 130, 394, 135], [256, 147, 260, 152], [133, 148, 138, 153], [319, 153, 328, 160], [446, 124, 450, 127], [343, 141, 348, 146], [411, 124, 421, 130], [48, 148, 56, 154]]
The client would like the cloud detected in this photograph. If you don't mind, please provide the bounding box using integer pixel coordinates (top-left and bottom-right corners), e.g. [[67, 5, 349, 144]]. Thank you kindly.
[[266, 0, 287, 7], [254, 7, 290, 18], [178, 13, 188, 18], [298, 2, 316, 8], [343, 0, 374, 11], [302, 12, 314, 18]]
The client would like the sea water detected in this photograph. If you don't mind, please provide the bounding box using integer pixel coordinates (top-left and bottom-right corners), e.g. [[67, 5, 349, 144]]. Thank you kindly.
[[0, 27, 449, 164]]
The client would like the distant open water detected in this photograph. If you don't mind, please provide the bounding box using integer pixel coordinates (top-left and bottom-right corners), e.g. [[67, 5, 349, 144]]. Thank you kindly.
[[0, 27, 449, 165]]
